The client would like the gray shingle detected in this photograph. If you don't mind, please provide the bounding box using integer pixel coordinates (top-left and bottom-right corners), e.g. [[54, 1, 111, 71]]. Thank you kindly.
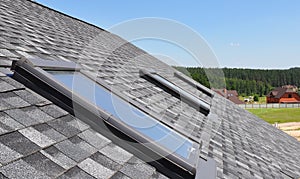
[[55, 136, 97, 162], [57, 166, 95, 179], [0, 80, 15, 93], [41, 146, 76, 170], [47, 115, 84, 138], [39, 104, 68, 118], [0, 57, 12, 67], [22, 106, 53, 123], [99, 144, 133, 165], [120, 157, 156, 179], [90, 152, 122, 171], [0, 49, 18, 58], [22, 152, 65, 178], [78, 158, 115, 179], [4, 108, 41, 127], [0, 172, 8, 179], [78, 129, 111, 150], [0, 77, 24, 89], [14, 90, 50, 106], [110, 172, 131, 179], [0, 69, 6, 77], [32, 123, 66, 143], [0, 131, 40, 156], [0, 143, 22, 164], [0, 99, 12, 111], [19, 127, 56, 148], [0, 159, 51, 179], [0, 112, 24, 135], [66, 117, 89, 131], [0, 92, 30, 108]]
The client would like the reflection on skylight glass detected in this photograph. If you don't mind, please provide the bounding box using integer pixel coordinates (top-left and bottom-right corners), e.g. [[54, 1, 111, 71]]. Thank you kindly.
[[48, 71, 193, 159]]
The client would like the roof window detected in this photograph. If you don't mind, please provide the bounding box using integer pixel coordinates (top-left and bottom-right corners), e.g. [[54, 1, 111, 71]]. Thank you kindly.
[[174, 71, 214, 98], [48, 70, 194, 159], [140, 69, 210, 116], [10, 58, 211, 179]]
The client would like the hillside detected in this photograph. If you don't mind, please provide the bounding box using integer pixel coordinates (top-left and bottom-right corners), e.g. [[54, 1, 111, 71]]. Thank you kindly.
[[175, 67, 300, 96]]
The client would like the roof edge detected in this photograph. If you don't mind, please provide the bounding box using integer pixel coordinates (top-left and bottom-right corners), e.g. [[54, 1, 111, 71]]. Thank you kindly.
[[27, 0, 108, 32]]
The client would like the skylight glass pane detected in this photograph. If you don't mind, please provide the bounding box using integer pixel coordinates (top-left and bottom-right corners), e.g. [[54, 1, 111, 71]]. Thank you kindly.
[[48, 71, 193, 159]]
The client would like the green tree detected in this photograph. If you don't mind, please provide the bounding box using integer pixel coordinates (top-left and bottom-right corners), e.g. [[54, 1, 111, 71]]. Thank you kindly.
[[175, 66, 300, 97], [253, 95, 259, 102]]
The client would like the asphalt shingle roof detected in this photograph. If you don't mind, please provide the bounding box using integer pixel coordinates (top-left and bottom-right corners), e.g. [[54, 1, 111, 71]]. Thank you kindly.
[[0, 0, 299, 178]]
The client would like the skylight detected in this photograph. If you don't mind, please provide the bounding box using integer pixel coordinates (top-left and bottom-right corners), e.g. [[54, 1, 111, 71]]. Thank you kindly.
[[48, 71, 194, 159], [174, 71, 214, 97], [140, 69, 210, 115]]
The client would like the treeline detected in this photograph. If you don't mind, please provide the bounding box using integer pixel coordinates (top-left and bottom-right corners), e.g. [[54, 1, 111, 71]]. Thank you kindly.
[[174, 67, 300, 96]]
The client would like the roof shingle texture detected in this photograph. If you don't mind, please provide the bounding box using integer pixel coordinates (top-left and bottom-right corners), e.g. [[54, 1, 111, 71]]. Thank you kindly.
[[0, 0, 299, 178]]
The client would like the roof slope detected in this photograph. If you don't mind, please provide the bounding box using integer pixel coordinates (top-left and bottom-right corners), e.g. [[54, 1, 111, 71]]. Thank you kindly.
[[0, 0, 299, 178]]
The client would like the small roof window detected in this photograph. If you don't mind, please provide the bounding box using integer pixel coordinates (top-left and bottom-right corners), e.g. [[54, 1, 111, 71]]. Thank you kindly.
[[140, 69, 210, 116], [174, 71, 214, 98], [48, 70, 194, 159], [10, 58, 214, 179]]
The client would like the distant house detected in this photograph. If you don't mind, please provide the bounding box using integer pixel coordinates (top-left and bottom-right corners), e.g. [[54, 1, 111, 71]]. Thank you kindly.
[[213, 88, 245, 104], [267, 85, 300, 103]]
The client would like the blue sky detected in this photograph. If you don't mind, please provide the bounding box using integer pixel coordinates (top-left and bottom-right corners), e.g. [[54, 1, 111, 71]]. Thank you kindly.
[[36, 0, 300, 69]]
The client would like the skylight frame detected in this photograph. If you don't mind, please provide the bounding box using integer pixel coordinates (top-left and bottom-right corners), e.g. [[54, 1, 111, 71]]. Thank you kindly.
[[10, 58, 204, 179], [174, 71, 214, 98], [140, 69, 211, 116]]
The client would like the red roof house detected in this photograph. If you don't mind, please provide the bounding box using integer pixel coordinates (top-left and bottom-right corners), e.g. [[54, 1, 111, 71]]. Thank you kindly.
[[267, 85, 300, 103]]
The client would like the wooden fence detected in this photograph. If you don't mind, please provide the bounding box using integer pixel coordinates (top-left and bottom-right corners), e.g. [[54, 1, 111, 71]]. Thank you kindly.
[[238, 103, 300, 109]]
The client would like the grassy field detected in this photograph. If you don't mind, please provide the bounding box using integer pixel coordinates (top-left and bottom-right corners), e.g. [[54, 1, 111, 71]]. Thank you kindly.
[[247, 108, 300, 124]]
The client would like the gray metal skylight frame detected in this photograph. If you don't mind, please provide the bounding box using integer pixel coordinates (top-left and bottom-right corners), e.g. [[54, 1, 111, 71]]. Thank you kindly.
[[174, 71, 214, 98], [10, 58, 207, 179], [15, 57, 82, 71], [140, 69, 211, 116]]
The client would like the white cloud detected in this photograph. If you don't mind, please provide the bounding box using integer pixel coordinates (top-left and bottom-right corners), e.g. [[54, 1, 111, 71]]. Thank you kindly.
[[229, 42, 240, 47]]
